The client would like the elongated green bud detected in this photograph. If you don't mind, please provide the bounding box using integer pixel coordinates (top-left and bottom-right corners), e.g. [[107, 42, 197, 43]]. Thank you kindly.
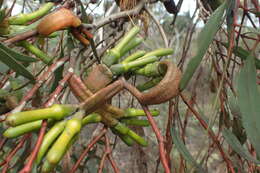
[[41, 135, 78, 173], [18, 40, 53, 64], [82, 113, 101, 126], [3, 120, 42, 138], [102, 26, 140, 67], [115, 26, 140, 52], [127, 130, 148, 146], [121, 50, 146, 64], [120, 37, 144, 57], [110, 56, 158, 75], [3, 119, 54, 138], [6, 104, 76, 126], [37, 121, 67, 164], [138, 48, 173, 60], [124, 108, 159, 117], [112, 122, 129, 135], [121, 118, 150, 126], [136, 77, 162, 91], [111, 128, 134, 146], [135, 62, 166, 77], [46, 116, 82, 166], [8, 2, 54, 25]]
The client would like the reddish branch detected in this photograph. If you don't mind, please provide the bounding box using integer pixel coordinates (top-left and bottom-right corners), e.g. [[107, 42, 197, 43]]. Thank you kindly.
[[9, 57, 69, 113], [18, 69, 73, 173], [69, 128, 107, 173], [142, 105, 171, 173], [180, 93, 235, 173], [3, 30, 38, 45], [164, 100, 174, 170], [19, 120, 47, 173], [98, 135, 119, 173], [0, 138, 7, 151], [1, 134, 30, 172]]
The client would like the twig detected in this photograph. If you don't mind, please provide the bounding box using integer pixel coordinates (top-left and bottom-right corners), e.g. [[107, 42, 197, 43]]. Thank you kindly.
[[9, 57, 69, 113], [1, 134, 30, 172], [18, 68, 73, 173], [180, 93, 235, 173], [141, 105, 171, 173], [98, 135, 120, 173], [69, 128, 107, 173], [3, 30, 38, 45], [145, 7, 168, 47], [18, 121, 47, 173], [82, 0, 146, 30]]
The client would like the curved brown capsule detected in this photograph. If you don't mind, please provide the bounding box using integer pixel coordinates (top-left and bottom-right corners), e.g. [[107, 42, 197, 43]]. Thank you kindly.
[[125, 61, 181, 105], [37, 8, 81, 36], [84, 64, 113, 93]]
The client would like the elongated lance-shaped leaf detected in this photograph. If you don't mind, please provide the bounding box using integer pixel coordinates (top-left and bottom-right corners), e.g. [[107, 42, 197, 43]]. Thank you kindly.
[[237, 53, 260, 157], [223, 128, 260, 165], [102, 26, 140, 67], [171, 127, 205, 173], [180, 1, 227, 90], [8, 2, 54, 25], [0, 45, 35, 81], [0, 43, 38, 63]]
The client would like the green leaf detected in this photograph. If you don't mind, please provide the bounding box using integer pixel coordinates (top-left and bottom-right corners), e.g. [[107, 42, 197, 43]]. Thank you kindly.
[[237, 53, 260, 157], [180, 1, 227, 90], [223, 128, 260, 165], [0, 43, 38, 63], [171, 127, 205, 173], [0, 45, 35, 81]]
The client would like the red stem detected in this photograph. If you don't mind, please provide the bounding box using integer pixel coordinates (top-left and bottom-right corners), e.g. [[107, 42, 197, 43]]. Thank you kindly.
[[1, 134, 30, 172], [142, 105, 171, 173], [18, 120, 47, 173], [180, 93, 235, 173], [18, 70, 73, 173], [69, 128, 107, 173]]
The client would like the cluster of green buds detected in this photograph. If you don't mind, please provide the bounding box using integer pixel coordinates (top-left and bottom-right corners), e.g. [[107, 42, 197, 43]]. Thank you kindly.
[[4, 103, 159, 172], [2, 2, 181, 170]]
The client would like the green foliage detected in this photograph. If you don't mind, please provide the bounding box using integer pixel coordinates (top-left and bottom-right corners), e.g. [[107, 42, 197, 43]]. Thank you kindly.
[[180, 1, 227, 90], [0, 43, 35, 81], [237, 53, 260, 157], [171, 127, 205, 173]]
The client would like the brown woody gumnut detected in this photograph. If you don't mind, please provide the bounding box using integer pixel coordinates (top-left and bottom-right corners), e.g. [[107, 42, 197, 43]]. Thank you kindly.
[[84, 64, 113, 93], [138, 61, 181, 105]]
